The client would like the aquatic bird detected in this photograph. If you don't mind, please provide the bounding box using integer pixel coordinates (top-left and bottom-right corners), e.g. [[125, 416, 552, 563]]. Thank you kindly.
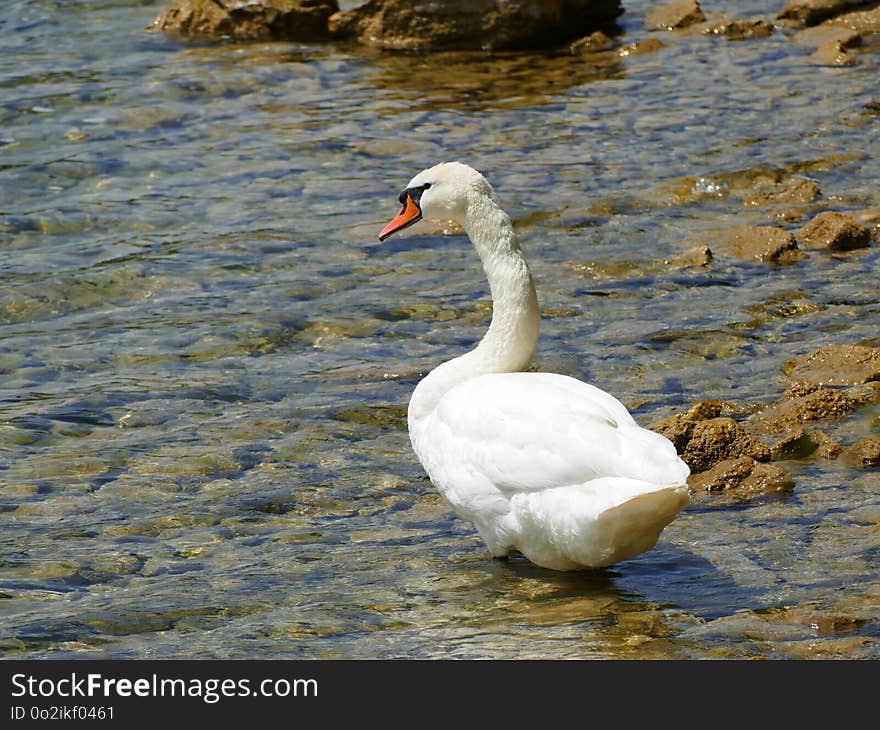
[[379, 162, 690, 570]]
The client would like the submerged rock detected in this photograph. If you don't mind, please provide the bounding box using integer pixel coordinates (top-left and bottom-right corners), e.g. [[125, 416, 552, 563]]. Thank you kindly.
[[768, 426, 843, 460], [722, 225, 808, 264], [150, 0, 338, 41], [711, 604, 873, 652], [783, 344, 880, 386], [797, 211, 872, 251], [743, 178, 820, 208], [688, 457, 795, 503], [328, 0, 624, 51], [646, 1, 706, 30], [814, 432, 846, 459], [769, 427, 820, 459]]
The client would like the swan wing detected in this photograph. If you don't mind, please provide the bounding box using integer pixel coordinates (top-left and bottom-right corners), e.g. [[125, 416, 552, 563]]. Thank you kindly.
[[419, 372, 688, 498]]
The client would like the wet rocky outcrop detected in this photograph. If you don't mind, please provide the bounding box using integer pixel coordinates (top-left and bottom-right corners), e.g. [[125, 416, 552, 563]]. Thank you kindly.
[[651, 401, 771, 473], [659, 164, 829, 212], [150, 0, 338, 41], [646, 1, 706, 31], [688, 457, 795, 503], [328, 0, 624, 51], [746, 383, 871, 435], [784, 2, 880, 64], [826, 3, 880, 34], [797, 211, 872, 250], [650, 371, 880, 499], [782, 344, 880, 386], [651, 402, 794, 504]]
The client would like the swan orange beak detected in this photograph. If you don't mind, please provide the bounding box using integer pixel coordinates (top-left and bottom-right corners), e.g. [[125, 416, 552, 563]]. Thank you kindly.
[[379, 193, 423, 241]]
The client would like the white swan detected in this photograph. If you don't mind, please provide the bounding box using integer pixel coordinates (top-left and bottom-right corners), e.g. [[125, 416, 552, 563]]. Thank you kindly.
[[379, 162, 690, 570]]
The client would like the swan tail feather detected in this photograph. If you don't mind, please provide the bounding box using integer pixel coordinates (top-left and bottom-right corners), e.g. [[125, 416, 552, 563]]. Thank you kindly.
[[506, 478, 689, 570]]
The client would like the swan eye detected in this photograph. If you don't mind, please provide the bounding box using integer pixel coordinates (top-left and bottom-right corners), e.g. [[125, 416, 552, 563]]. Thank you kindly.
[[398, 182, 432, 205]]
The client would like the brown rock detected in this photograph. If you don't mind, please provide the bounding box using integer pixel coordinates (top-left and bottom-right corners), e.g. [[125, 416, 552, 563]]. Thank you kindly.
[[797, 211, 871, 251], [708, 19, 775, 40], [782, 381, 822, 398], [743, 178, 820, 207], [651, 401, 723, 452], [150, 0, 338, 40], [646, 0, 706, 30], [748, 386, 859, 435], [840, 437, 880, 467], [777, 0, 871, 27], [688, 457, 795, 502], [683, 418, 772, 473], [651, 414, 695, 454], [652, 402, 770, 474], [570, 30, 614, 53], [783, 344, 880, 386], [723, 225, 808, 264], [826, 5, 880, 33], [328, 0, 624, 51], [618, 38, 667, 56]]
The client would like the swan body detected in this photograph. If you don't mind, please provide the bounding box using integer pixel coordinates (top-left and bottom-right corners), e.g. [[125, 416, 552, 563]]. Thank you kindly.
[[379, 162, 689, 570]]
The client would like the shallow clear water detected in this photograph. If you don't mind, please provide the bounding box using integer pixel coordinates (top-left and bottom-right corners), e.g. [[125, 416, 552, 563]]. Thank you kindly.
[[1, 1, 878, 659]]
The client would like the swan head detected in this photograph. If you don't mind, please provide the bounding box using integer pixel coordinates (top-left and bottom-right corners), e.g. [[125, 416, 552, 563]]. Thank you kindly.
[[378, 161, 492, 241]]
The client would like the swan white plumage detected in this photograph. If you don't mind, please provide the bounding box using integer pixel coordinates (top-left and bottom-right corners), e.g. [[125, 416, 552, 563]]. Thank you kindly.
[[379, 162, 690, 570]]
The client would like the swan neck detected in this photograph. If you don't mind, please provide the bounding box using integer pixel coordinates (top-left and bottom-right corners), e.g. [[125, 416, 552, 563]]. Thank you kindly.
[[462, 196, 539, 364], [409, 192, 540, 443]]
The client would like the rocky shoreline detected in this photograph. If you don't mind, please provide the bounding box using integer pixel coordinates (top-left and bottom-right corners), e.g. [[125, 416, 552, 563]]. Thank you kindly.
[[148, 0, 880, 503], [652, 354, 880, 504], [149, 0, 625, 49], [149, 0, 880, 57]]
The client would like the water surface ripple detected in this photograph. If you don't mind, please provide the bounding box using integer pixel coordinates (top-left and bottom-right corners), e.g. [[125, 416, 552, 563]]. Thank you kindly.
[[1, 1, 878, 658]]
